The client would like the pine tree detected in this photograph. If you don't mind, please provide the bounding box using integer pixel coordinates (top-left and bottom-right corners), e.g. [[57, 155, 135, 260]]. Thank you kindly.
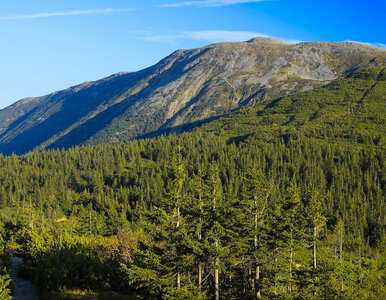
[[207, 162, 224, 300], [169, 145, 186, 289], [242, 167, 271, 299]]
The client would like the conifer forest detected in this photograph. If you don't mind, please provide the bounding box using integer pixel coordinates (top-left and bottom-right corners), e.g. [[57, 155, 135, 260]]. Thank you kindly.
[[0, 67, 385, 299]]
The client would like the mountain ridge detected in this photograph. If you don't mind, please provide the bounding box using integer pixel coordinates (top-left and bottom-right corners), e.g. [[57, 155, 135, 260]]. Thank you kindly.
[[0, 38, 385, 155]]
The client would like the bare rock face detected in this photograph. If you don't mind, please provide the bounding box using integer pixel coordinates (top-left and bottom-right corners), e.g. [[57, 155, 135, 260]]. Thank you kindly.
[[0, 38, 385, 154]]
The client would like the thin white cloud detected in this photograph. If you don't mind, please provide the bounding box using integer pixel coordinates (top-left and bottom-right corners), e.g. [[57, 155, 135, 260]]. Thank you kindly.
[[345, 40, 386, 50], [374, 43, 386, 49], [141, 30, 265, 42], [161, 0, 267, 8], [137, 30, 301, 44], [184, 30, 267, 42], [0, 8, 136, 21]]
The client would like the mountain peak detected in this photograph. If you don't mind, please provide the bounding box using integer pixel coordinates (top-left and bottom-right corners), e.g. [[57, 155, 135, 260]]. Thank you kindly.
[[246, 37, 286, 44], [0, 39, 385, 155]]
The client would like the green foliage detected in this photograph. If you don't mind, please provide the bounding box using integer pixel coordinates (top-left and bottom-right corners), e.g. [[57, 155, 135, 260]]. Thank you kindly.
[[0, 272, 11, 300], [0, 67, 384, 299], [163, 287, 206, 300]]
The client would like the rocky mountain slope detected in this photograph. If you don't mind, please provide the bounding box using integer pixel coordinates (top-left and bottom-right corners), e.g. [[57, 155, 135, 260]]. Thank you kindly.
[[0, 37, 385, 154]]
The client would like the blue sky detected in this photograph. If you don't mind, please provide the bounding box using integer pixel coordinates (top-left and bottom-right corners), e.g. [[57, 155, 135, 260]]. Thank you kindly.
[[0, 0, 385, 109]]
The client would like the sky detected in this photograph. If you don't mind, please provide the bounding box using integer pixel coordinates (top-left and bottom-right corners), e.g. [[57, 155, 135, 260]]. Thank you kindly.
[[0, 0, 385, 109]]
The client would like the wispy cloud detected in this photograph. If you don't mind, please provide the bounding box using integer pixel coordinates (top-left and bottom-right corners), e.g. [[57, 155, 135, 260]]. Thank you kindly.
[[184, 30, 268, 42], [345, 40, 386, 49], [0, 8, 136, 21], [161, 0, 267, 8], [374, 43, 386, 49], [140, 30, 264, 42], [136, 30, 301, 44]]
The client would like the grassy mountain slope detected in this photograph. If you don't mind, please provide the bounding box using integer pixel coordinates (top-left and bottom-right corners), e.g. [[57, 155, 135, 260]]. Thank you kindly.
[[0, 38, 385, 155], [199, 66, 386, 147]]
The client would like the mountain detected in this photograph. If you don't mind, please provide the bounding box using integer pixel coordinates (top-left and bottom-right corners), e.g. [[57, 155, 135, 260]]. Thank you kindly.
[[0, 38, 385, 155], [198, 66, 386, 145]]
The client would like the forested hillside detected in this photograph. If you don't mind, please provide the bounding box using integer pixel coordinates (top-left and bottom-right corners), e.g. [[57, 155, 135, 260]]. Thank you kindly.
[[0, 67, 385, 299]]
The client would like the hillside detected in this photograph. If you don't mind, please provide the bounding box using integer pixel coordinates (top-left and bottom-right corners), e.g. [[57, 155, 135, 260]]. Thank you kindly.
[[0, 38, 385, 155], [0, 67, 385, 300], [199, 66, 386, 145]]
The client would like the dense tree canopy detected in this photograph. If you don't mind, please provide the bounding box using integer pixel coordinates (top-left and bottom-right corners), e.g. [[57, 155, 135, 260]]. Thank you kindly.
[[0, 67, 385, 299]]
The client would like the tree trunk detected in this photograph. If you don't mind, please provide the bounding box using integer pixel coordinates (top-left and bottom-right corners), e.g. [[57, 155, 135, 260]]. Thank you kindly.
[[339, 230, 343, 293], [89, 210, 92, 235], [176, 205, 180, 229], [242, 256, 246, 294], [198, 263, 203, 290], [256, 265, 261, 299], [177, 271, 181, 289], [176, 203, 180, 289], [198, 194, 203, 289], [313, 226, 317, 270], [358, 236, 362, 284], [254, 199, 260, 298], [215, 239, 219, 300], [289, 228, 293, 294], [274, 241, 278, 296], [249, 268, 254, 290], [313, 226, 317, 299], [289, 247, 293, 294]]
